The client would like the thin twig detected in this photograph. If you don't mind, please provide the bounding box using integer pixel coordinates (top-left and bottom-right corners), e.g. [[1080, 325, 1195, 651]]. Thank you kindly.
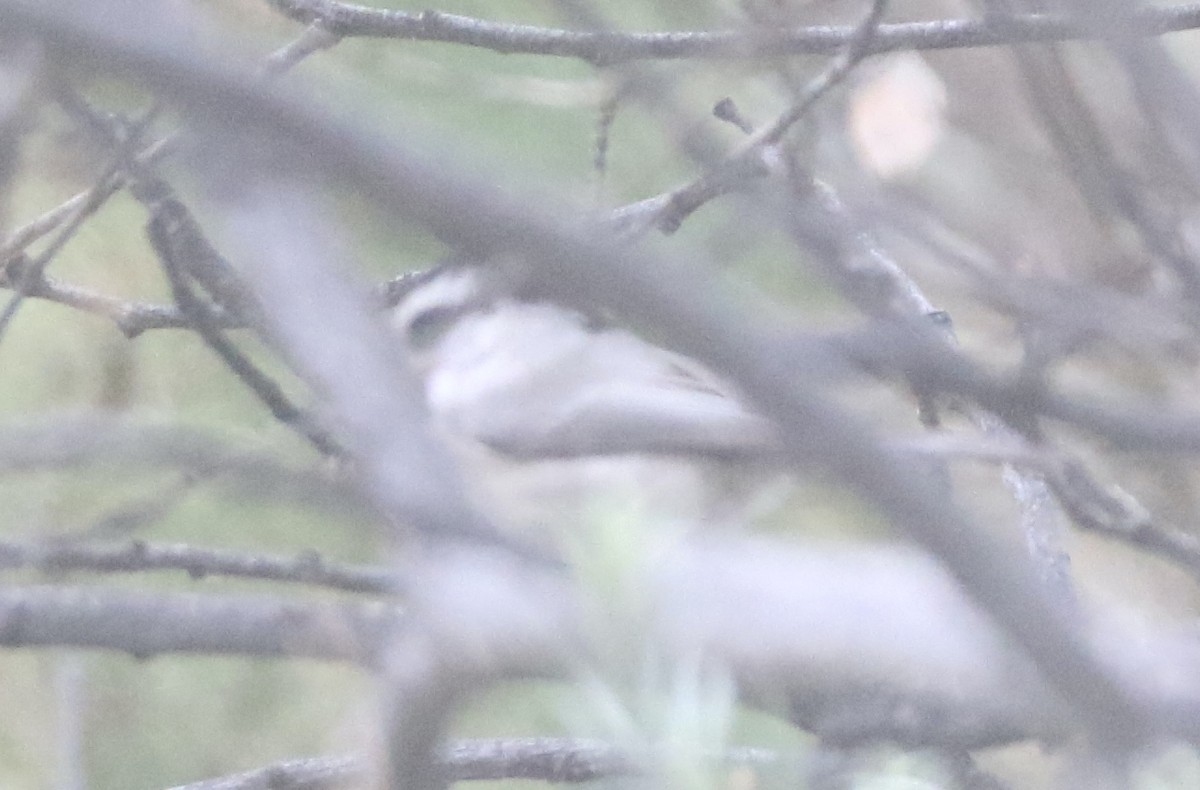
[[0, 263, 444, 336], [146, 199, 342, 456], [610, 0, 887, 238], [264, 0, 1200, 63], [259, 21, 342, 78], [0, 257, 195, 334], [0, 21, 339, 270], [753, 0, 887, 147], [0, 134, 175, 261], [55, 96, 338, 458], [0, 539, 402, 595], [0, 106, 159, 340], [992, 0, 1200, 304]]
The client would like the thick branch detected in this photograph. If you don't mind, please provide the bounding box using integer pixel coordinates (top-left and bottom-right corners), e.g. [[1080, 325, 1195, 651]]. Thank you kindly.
[[0, 585, 398, 662], [0, 543, 1082, 748], [166, 739, 781, 789], [0, 415, 364, 514]]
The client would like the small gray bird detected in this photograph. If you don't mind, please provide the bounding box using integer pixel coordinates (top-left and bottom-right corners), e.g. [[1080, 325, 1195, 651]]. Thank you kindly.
[[389, 262, 784, 545]]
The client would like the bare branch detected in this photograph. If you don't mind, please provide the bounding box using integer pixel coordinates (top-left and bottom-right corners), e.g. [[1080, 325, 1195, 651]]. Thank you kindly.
[[0, 106, 158, 340], [264, 0, 1200, 63], [0, 540, 401, 595], [167, 753, 362, 790], [0, 134, 173, 260], [0, 414, 364, 514], [0, 259, 202, 335], [0, 542, 1089, 747], [11, 540, 1200, 747], [0, 18, 337, 270], [259, 21, 341, 78], [901, 435, 1200, 589], [610, 0, 887, 238], [0, 0, 1163, 746], [754, 0, 888, 148], [0, 584, 398, 662], [142, 182, 341, 456], [165, 739, 787, 789], [825, 321, 1200, 457]]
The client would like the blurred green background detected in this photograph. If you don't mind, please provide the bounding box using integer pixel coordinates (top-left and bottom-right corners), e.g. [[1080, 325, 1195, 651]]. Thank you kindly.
[[0, 1, 830, 787], [5, 0, 1200, 788]]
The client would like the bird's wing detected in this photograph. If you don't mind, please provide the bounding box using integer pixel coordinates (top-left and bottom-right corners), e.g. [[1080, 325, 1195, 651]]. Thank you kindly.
[[493, 327, 777, 458], [527, 380, 778, 458]]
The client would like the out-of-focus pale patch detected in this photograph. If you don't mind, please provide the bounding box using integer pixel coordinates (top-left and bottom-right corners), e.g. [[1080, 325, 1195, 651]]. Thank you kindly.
[[476, 74, 608, 108], [849, 53, 948, 179], [0, 41, 38, 123], [373, 51, 606, 108]]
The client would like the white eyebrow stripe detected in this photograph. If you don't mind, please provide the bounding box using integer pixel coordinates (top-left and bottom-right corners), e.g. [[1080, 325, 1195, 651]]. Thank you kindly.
[[390, 267, 483, 336]]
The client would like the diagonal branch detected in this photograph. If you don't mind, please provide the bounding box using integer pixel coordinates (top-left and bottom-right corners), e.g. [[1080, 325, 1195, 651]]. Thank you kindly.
[[0, 0, 1161, 746], [0, 106, 159, 341]]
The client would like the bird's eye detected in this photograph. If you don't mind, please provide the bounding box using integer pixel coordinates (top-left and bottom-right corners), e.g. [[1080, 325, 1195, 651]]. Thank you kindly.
[[405, 304, 464, 350]]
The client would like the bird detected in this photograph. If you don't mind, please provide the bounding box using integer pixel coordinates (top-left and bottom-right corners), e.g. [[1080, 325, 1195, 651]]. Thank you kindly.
[[388, 261, 786, 548]]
